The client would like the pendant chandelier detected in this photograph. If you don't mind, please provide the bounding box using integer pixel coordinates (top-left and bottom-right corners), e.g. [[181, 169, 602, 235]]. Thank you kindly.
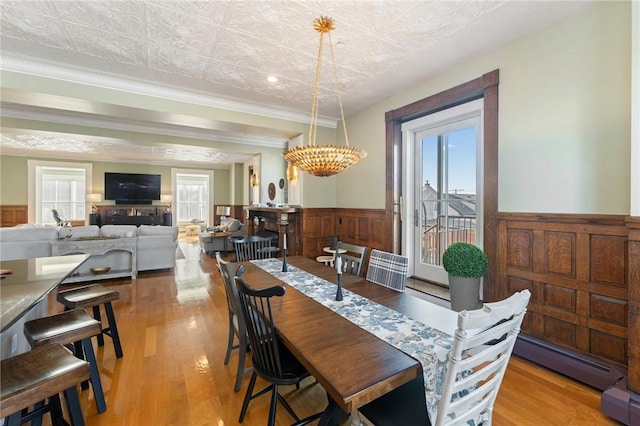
[[283, 16, 366, 177]]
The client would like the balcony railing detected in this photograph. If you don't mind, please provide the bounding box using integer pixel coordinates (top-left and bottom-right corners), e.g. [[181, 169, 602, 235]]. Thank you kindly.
[[422, 215, 476, 265]]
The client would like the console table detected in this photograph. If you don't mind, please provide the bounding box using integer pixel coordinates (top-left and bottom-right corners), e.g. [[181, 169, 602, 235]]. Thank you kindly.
[[51, 236, 137, 283], [104, 214, 165, 226]]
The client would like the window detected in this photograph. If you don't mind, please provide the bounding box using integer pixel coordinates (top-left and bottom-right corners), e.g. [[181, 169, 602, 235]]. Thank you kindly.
[[173, 170, 213, 226], [28, 160, 92, 224]]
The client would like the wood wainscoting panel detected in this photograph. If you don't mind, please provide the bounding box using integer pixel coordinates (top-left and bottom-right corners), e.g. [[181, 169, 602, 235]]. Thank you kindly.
[[591, 294, 628, 327], [543, 316, 577, 348], [506, 228, 533, 270], [628, 217, 640, 394], [543, 283, 576, 312], [591, 330, 628, 365], [591, 234, 627, 287], [0, 205, 28, 227], [497, 212, 629, 372], [335, 208, 387, 252], [544, 231, 575, 278], [300, 208, 387, 262], [300, 208, 336, 258]]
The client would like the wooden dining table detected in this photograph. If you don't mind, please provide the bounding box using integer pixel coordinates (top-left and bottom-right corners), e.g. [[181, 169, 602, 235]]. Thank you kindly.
[[239, 256, 459, 425]]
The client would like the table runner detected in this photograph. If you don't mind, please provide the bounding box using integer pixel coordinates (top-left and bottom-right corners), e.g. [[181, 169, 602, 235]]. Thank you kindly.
[[252, 258, 454, 422]]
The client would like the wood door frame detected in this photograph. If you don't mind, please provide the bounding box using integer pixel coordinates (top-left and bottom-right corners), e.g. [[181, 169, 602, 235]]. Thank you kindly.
[[385, 70, 499, 301]]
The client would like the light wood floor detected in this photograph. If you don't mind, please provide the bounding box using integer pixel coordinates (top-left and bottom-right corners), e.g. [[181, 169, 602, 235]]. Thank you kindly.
[[40, 241, 619, 425]]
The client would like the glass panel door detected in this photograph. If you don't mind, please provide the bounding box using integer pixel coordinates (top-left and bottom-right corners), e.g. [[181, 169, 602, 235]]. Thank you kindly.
[[403, 100, 482, 285]]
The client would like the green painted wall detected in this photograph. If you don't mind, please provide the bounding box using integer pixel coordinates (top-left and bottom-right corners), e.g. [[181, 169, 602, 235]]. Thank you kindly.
[[0, 155, 28, 205], [337, 1, 631, 214], [0, 155, 231, 206]]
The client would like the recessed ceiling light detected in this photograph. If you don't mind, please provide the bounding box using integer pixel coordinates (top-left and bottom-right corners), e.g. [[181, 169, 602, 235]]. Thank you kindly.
[[267, 75, 278, 83]]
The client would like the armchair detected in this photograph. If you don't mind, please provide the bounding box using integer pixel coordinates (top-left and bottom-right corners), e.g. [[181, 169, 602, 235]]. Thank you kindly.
[[199, 218, 245, 255]]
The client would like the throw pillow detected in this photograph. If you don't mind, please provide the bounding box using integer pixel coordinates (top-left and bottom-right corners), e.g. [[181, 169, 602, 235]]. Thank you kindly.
[[227, 219, 241, 232]]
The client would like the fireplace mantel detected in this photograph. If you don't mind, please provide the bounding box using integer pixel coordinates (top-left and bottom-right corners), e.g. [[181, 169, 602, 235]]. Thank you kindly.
[[244, 206, 303, 257]]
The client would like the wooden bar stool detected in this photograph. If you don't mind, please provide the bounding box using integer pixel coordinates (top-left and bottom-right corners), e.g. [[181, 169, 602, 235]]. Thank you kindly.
[[0, 344, 90, 426], [24, 309, 107, 414], [57, 284, 124, 358]]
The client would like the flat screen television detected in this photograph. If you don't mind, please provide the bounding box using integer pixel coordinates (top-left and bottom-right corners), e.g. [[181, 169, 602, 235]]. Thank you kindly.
[[104, 172, 161, 204]]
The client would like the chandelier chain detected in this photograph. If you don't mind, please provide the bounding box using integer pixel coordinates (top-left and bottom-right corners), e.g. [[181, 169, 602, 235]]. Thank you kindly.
[[282, 16, 367, 177], [327, 30, 350, 147], [309, 28, 325, 147]]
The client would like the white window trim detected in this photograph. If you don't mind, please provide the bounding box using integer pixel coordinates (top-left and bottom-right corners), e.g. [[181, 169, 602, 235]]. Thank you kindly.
[[401, 99, 484, 282], [171, 168, 214, 228], [28, 160, 93, 224]]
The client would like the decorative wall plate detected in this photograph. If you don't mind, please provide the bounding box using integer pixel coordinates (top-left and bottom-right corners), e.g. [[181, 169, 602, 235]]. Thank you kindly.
[[268, 182, 276, 201]]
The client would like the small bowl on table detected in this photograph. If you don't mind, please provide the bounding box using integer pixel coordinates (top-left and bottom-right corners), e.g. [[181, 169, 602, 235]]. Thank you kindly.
[[90, 266, 111, 274]]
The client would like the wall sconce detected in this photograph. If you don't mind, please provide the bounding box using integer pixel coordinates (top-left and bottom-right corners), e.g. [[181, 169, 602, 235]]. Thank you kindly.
[[286, 163, 298, 182], [251, 174, 259, 187], [85, 193, 103, 213]]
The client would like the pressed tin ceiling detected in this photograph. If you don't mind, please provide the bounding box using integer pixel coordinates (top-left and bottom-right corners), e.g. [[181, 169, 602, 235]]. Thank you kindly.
[[0, 0, 594, 167]]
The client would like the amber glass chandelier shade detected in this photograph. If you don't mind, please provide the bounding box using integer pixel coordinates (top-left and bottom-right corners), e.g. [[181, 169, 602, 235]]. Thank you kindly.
[[283, 16, 366, 177], [283, 145, 366, 177]]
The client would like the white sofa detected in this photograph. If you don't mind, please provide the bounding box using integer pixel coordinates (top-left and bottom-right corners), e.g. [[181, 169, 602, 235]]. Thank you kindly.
[[0, 224, 179, 272]]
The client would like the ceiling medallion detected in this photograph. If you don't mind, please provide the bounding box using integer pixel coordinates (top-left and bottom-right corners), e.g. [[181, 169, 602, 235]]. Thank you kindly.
[[283, 16, 366, 177]]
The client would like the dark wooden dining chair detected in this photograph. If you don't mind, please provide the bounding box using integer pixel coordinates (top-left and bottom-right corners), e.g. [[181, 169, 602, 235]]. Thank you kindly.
[[215, 252, 252, 392], [336, 242, 367, 277], [234, 277, 323, 426], [357, 289, 531, 426], [365, 249, 409, 292], [231, 235, 278, 262]]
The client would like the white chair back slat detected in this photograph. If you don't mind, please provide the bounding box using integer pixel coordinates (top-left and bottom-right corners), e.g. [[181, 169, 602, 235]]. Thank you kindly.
[[435, 289, 531, 426]]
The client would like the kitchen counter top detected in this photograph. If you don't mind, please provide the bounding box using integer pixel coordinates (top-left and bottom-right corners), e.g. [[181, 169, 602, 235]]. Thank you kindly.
[[1, 254, 89, 333]]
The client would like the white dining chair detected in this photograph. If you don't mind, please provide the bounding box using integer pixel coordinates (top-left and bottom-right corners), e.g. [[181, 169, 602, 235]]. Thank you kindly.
[[357, 289, 531, 426], [365, 249, 408, 292]]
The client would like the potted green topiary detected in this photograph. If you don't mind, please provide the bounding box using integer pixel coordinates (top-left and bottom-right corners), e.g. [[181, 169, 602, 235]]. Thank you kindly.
[[442, 242, 488, 312]]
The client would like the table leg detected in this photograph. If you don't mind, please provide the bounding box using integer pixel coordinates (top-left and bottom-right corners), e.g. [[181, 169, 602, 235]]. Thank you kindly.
[[318, 398, 348, 426], [356, 376, 431, 425]]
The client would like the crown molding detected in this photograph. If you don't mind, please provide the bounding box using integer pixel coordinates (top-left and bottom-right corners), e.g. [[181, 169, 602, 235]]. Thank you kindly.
[[0, 54, 339, 128]]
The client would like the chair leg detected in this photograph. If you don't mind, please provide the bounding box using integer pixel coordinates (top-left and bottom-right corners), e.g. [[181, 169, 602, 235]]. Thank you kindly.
[[63, 384, 85, 426], [239, 372, 258, 423], [268, 384, 278, 426], [276, 390, 301, 422], [224, 315, 234, 365], [49, 393, 67, 426], [81, 337, 107, 413], [92, 305, 105, 347], [72, 340, 90, 391], [104, 302, 123, 358], [234, 335, 248, 393], [5, 412, 22, 426], [31, 400, 46, 426]]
